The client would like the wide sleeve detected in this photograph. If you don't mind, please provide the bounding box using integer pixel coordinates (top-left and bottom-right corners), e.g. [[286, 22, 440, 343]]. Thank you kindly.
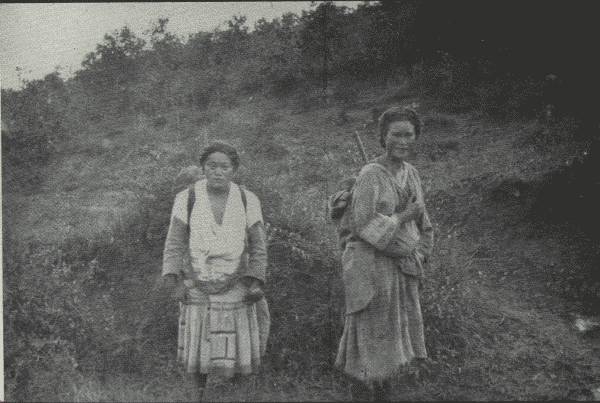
[[358, 164, 422, 257], [352, 169, 400, 251], [162, 190, 189, 277], [240, 191, 268, 285], [242, 222, 268, 285], [381, 224, 420, 257]]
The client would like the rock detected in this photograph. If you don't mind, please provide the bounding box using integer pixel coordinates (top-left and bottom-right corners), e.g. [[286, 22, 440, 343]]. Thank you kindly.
[[574, 315, 600, 333], [491, 177, 528, 202], [148, 149, 161, 160], [101, 138, 114, 151]]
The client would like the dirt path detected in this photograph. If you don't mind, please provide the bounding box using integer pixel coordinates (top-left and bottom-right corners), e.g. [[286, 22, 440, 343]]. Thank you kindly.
[[436, 186, 600, 400], [385, 229, 600, 401], [472, 281, 600, 400]]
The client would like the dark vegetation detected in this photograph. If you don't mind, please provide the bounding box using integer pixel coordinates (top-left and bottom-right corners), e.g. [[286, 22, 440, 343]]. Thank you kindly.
[[4, 1, 600, 400], [3, 1, 600, 193]]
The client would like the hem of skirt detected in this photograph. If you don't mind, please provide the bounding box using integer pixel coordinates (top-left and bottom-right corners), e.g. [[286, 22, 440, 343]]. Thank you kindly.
[[334, 356, 418, 383], [183, 363, 257, 378]]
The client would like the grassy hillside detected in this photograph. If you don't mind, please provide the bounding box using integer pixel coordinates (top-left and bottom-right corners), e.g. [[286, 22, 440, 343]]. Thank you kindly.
[[5, 76, 600, 401]]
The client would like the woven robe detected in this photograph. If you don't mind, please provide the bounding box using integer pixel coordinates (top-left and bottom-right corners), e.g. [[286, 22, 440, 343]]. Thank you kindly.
[[335, 160, 434, 382]]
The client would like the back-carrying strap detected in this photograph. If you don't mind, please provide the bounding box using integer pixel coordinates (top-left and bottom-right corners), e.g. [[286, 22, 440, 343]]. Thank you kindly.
[[186, 184, 196, 236], [186, 182, 248, 236]]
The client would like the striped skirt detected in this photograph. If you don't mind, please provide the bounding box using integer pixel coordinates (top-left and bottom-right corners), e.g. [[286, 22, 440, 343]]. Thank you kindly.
[[177, 282, 264, 377]]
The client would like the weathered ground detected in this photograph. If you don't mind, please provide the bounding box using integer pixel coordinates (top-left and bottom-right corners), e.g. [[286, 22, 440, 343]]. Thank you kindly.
[[5, 88, 600, 401]]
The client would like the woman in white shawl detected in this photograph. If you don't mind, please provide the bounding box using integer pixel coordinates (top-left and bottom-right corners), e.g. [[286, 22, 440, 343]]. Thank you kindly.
[[161, 142, 269, 398]]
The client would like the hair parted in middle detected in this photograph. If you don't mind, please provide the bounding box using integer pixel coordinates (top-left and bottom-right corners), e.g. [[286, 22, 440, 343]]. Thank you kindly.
[[199, 141, 240, 169], [378, 106, 423, 148]]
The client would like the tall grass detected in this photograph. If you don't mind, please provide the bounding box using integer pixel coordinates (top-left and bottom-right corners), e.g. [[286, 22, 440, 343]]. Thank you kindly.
[[4, 142, 479, 401], [4, 86, 537, 400], [5, 174, 479, 402]]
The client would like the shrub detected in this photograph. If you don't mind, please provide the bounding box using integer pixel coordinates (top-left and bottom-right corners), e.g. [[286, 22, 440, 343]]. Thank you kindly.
[[2, 72, 69, 192]]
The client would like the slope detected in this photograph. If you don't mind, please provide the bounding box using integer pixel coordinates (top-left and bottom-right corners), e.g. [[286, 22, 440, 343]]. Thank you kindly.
[[5, 85, 600, 401]]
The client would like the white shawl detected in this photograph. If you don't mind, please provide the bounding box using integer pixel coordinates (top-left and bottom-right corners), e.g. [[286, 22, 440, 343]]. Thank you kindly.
[[188, 180, 248, 282]]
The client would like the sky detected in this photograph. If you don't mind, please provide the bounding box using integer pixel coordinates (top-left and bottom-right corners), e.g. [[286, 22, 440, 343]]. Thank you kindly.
[[0, 2, 359, 90]]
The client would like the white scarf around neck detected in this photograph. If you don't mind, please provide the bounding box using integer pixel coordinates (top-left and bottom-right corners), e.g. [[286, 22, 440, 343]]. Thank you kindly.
[[189, 180, 247, 282]]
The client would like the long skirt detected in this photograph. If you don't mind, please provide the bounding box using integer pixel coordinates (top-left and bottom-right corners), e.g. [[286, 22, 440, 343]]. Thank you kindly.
[[335, 259, 427, 383], [177, 282, 267, 377]]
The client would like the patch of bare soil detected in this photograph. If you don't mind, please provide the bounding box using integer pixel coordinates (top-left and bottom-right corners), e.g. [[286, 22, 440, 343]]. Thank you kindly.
[[426, 169, 600, 401]]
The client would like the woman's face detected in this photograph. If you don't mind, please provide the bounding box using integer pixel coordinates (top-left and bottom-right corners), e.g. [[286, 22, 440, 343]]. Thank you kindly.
[[203, 151, 235, 190], [385, 120, 416, 162]]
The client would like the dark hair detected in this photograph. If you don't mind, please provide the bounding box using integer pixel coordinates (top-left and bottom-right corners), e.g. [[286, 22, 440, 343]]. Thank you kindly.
[[199, 141, 240, 170], [378, 106, 422, 148]]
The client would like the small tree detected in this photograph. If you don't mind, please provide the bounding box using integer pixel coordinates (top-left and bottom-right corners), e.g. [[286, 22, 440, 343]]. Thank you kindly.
[[248, 13, 303, 95], [2, 71, 69, 190], [298, 2, 350, 96], [76, 26, 146, 92]]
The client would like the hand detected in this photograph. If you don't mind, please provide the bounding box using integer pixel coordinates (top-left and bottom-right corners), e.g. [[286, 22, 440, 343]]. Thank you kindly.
[[329, 190, 351, 220], [334, 198, 349, 210], [403, 196, 424, 221], [333, 190, 351, 206], [171, 282, 187, 302], [160, 274, 185, 302], [244, 285, 265, 304], [414, 249, 425, 264], [162, 274, 178, 290]]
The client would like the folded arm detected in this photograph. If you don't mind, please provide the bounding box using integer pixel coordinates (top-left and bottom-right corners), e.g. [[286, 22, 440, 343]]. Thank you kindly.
[[352, 170, 418, 257]]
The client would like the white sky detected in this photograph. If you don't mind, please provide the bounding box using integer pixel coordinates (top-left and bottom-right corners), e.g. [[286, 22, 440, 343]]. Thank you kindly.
[[0, 2, 360, 90]]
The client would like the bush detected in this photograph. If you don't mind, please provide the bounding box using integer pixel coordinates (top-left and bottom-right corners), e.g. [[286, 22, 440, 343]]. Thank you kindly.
[[4, 238, 104, 400], [3, 176, 177, 401], [2, 72, 69, 192]]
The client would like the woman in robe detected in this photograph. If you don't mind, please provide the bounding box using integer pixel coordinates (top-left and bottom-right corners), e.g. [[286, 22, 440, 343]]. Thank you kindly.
[[334, 107, 434, 401], [161, 142, 269, 398]]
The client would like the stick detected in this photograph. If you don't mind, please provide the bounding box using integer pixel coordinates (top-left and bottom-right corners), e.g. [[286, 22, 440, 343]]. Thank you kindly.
[[353, 129, 368, 164]]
